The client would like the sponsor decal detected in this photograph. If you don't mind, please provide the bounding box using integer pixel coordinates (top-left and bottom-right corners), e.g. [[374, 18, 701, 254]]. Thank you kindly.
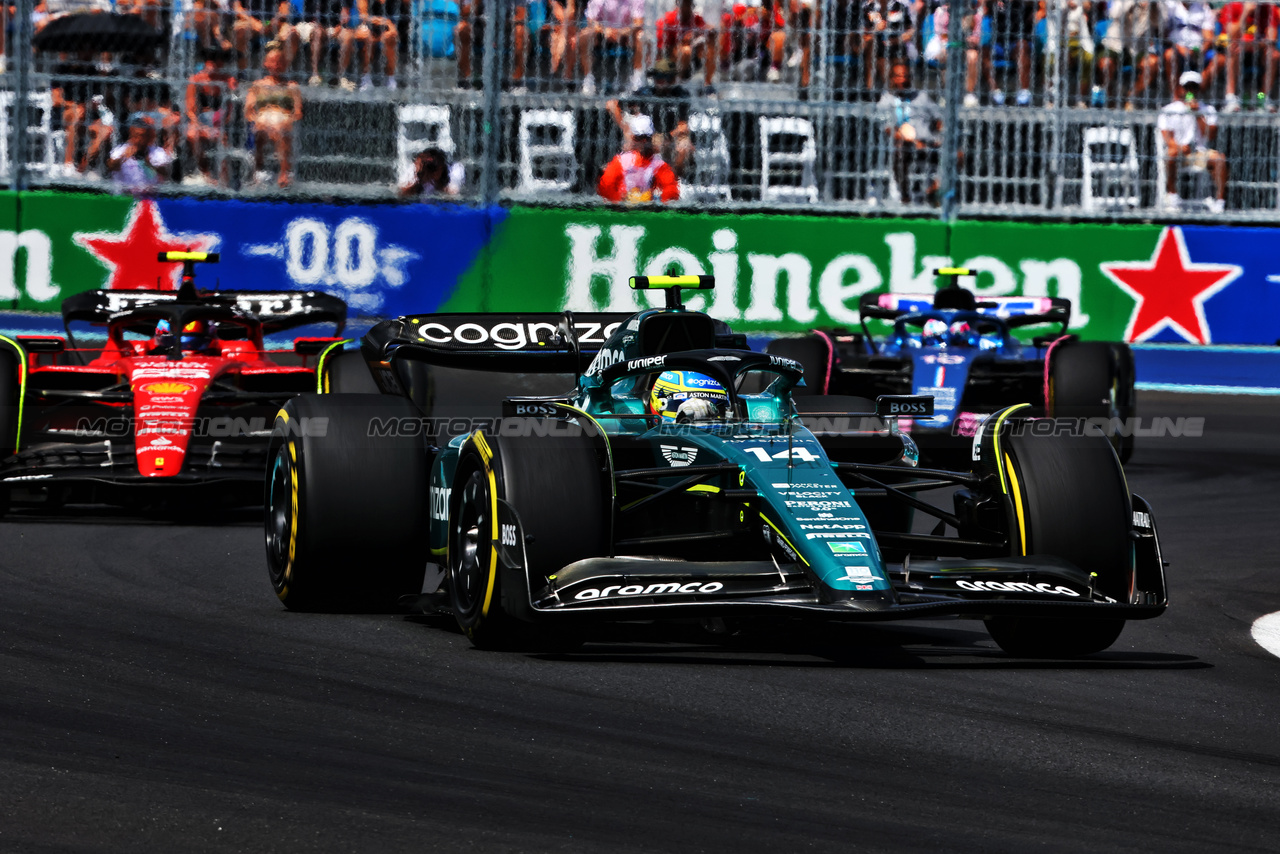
[[768, 355, 802, 371], [836, 566, 880, 583], [1133, 510, 1152, 529], [919, 353, 967, 365], [626, 355, 666, 372], [770, 482, 831, 489], [573, 581, 725, 600], [500, 523, 518, 548], [416, 319, 621, 352], [707, 355, 740, 362], [139, 381, 197, 394], [800, 523, 866, 530], [780, 490, 842, 499], [145, 395, 188, 404], [761, 523, 799, 562], [955, 579, 1081, 597], [430, 486, 450, 522], [809, 532, 872, 540], [511, 402, 560, 417], [148, 435, 174, 446], [828, 541, 868, 555], [660, 445, 699, 466], [786, 500, 852, 510], [3, 474, 55, 481], [882, 399, 932, 416], [683, 374, 723, 388], [586, 346, 625, 377]]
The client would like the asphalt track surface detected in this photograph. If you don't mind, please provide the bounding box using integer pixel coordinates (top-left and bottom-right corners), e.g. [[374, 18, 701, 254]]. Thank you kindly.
[[2, 392, 1278, 853]]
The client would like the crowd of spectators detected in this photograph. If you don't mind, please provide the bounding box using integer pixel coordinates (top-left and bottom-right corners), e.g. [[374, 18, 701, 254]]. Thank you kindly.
[[11, 0, 1280, 202]]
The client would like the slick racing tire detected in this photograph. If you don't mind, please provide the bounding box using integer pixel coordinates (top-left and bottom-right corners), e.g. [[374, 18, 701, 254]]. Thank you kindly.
[[1047, 340, 1136, 463], [320, 349, 379, 394], [448, 429, 607, 650], [765, 335, 834, 396], [982, 419, 1132, 657], [265, 393, 428, 611], [0, 348, 18, 459]]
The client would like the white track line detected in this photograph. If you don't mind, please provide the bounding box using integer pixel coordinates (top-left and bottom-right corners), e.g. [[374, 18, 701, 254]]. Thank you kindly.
[[1251, 612, 1280, 660]]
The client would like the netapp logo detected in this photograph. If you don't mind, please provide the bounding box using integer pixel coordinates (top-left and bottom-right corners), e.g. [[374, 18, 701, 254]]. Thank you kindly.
[[955, 580, 1080, 597], [800, 523, 866, 530], [573, 581, 724, 600]]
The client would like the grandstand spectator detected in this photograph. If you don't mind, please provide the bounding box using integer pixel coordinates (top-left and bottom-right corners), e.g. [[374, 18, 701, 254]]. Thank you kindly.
[[983, 0, 1038, 106], [548, 0, 581, 85], [656, 0, 718, 93], [232, 0, 290, 75], [455, 1, 532, 92], [184, 50, 237, 186], [598, 113, 681, 203], [1163, 1, 1218, 99], [124, 72, 181, 159], [921, 1, 984, 107], [1158, 70, 1226, 212], [1097, 0, 1166, 109], [347, 0, 400, 90], [880, 59, 946, 204], [399, 147, 465, 197], [50, 53, 115, 179], [279, 0, 339, 86], [244, 47, 302, 187], [118, 0, 164, 30], [577, 0, 645, 95], [1218, 1, 1279, 111], [107, 116, 173, 193], [1060, 0, 1097, 107], [717, 1, 785, 82], [607, 57, 694, 177], [861, 0, 915, 95], [191, 0, 236, 54]]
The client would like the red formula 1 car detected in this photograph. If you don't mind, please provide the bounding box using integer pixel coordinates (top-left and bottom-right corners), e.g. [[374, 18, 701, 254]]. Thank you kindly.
[[0, 252, 361, 511]]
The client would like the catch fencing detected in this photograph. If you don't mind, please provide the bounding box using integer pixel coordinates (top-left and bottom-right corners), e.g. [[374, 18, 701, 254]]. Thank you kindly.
[[4, 0, 1280, 221]]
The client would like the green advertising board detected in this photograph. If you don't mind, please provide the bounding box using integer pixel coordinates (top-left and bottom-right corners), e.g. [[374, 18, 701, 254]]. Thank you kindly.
[[448, 208, 1166, 339], [0, 190, 23, 310]]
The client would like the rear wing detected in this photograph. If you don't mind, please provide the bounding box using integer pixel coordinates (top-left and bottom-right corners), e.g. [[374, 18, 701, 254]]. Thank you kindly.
[[858, 292, 1072, 328], [61, 289, 347, 335], [363, 312, 638, 373]]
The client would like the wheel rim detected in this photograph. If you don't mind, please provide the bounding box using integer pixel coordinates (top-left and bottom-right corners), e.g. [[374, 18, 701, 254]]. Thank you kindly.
[[451, 471, 488, 620], [266, 445, 293, 585]]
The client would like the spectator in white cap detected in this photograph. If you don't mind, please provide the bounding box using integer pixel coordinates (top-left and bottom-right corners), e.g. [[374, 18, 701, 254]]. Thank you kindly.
[[1158, 70, 1227, 214], [597, 114, 682, 204]]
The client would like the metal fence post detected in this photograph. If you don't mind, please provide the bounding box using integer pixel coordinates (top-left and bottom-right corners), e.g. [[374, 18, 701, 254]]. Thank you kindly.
[[11, 0, 33, 191], [939, 0, 963, 220], [478, 3, 505, 205]]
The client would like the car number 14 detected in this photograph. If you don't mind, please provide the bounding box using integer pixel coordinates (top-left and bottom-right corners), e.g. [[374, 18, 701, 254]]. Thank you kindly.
[[742, 446, 821, 463]]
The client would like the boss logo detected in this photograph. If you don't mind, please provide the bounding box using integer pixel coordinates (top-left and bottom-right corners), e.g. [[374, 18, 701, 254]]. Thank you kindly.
[[887, 401, 930, 415], [513, 403, 558, 417], [500, 524, 518, 547]]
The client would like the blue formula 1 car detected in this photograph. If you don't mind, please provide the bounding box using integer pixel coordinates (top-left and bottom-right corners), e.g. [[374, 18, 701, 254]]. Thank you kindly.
[[264, 276, 1165, 658], [766, 269, 1137, 463]]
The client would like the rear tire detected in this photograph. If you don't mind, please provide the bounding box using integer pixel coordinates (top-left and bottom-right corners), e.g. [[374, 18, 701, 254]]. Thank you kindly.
[[322, 349, 379, 394], [983, 426, 1132, 657], [265, 393, 428, 611], [449, 429, 607, 649], [1047, 341, 1135, 463], [766, 336, 833, 396], [0, 349, 19, 459]]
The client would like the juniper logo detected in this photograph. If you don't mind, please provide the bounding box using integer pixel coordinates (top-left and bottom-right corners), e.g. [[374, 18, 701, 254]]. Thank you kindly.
[[660, 445, 699, 466]]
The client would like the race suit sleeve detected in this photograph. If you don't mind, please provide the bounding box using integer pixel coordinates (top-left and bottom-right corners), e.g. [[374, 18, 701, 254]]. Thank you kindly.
[[598, 155, 626, 202], [655, 161, 680, 203]]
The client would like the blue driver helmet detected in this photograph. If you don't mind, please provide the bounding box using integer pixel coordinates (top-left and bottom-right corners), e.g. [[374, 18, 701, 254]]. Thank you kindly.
[[649, 370, 730, 424], [922, 318, 950, 348], [949, 320, 978, 347], [181, 320, 215, 352]]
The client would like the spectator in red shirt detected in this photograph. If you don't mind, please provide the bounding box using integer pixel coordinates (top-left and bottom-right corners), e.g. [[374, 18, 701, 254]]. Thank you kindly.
[[1219, 1, 1280, 111], [598, 114, 681, 203], [657, 0, 718, 92], [719, 2, 788, 82]]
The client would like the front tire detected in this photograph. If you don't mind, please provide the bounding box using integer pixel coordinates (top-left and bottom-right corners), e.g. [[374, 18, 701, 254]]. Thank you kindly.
[[265, 393, 428, 611], [448, 429, 608, 649], [1047, 340, 1135, 463], [983, 423, 1132, 657]]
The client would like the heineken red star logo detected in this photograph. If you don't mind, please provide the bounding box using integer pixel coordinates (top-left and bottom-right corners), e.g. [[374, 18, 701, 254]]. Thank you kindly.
[[74, 201, 218, 291], [1101, 226, 1241, 344]]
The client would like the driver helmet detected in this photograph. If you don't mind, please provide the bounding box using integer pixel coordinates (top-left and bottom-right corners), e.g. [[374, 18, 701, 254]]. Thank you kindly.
[[921, 318, 950, 348], [949, 320, 978, 347], [181, 320, 215, 352], [649, 370, 730, 424]]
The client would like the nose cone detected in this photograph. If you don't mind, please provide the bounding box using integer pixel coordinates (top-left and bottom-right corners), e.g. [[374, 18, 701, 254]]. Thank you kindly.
[[128, 365, 215, 477]]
